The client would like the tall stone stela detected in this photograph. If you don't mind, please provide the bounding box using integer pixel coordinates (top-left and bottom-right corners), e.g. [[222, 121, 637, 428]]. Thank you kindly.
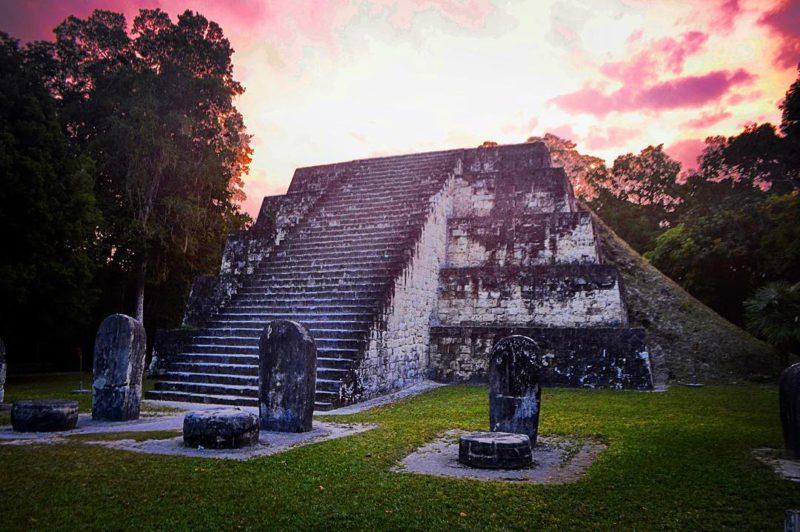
[[92, 314, 147, 421], [0, 338, 6, 404], [780, 362, 800, 458], [258, 320, 317, 432], [489, 335, 542, 445]]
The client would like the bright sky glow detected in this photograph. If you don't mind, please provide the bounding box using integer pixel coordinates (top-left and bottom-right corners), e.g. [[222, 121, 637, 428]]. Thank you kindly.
[[2, 0, 798, 215]]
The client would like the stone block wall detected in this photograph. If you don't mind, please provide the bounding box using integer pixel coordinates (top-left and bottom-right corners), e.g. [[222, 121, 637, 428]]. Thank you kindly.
[[446, 212, 599, 268], [429, 325, 652, 389], [356, 179, 454, 400], [437, 265, 627, 327]]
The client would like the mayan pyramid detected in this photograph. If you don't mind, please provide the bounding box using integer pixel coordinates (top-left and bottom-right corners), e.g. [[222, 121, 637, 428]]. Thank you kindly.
[[147, 142, 654, 410]]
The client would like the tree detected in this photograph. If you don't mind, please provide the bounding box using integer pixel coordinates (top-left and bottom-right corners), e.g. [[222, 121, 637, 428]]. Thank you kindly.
[[45, 9, 252, 324], [780, 64, 800, 142], [744, 282, 800, 360], [0, 33, 100, 366], [585, 145, 683, 253], [647, 193, 800, 324]]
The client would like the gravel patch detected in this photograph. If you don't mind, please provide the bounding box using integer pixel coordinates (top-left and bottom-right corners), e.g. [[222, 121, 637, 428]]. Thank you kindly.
[[395, 430, 605, 484]]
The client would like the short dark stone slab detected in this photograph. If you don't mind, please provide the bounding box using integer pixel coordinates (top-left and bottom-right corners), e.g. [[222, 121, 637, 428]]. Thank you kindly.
[[0, 337, 6, 404], [92, 314, 147, 422], [183, 408, 260, 449], [259, 320, 317, 433], [489, 335, 542, 445], [780, 363, 800, 458], [11, 399, 79, 432], [458, 431, 533, 469]]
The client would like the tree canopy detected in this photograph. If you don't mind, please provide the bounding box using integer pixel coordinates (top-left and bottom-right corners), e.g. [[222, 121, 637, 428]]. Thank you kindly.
[[0, 33, 100, 366], [46, 9, 252, 322]]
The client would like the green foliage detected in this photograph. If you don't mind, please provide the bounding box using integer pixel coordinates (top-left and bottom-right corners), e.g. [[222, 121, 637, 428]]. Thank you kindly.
[[744, 282, 800, 356], [647, 193, 800, 324], [585, 145, 682, 253], [780, 64, 800, 142], [46, 9, 252, 324], [0, 380, 795, 530], [0, 33, 101, 366]]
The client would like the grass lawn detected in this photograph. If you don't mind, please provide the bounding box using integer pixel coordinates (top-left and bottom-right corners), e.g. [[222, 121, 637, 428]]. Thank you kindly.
[[0, 375, 798, 530]]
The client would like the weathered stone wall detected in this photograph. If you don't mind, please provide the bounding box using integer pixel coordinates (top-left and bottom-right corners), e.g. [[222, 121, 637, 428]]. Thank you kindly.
[[429, 325, 652, 389], [446, 212, 599, 268], [183, 178, 337, 328], [355, 178, 454, 400], [437, 265, 627, 327]]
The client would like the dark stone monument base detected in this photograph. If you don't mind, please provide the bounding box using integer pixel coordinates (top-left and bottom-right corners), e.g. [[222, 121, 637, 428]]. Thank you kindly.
[[92, 387, 142, 422], [458, 431, 533, 469], [11, 400, 79, 432], [183, 408, 259, 449]]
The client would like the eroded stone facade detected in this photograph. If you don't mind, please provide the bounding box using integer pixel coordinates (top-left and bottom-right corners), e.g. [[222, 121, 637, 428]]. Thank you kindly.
[[148, 142, 652, 409]]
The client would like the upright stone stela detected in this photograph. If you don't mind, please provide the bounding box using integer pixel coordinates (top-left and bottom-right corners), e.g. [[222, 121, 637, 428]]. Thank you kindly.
[[93, 314, 147, 421], [0, 338, 6, 405], [489, 335, 542, 445], [259, 320, 317, 432], [780, 362, 800, 458], [147, 142, 653, 410]]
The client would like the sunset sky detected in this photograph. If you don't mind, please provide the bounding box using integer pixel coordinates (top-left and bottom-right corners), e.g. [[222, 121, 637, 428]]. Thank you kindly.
[[1, 0, 798, 216]]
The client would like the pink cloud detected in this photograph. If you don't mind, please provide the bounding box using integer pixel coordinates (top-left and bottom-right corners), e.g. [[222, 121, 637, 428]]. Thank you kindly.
[[759, 0, 800, 69], [546, 125, 576, 141], [726, 90, 764, 105], [599, 31, 709, 84], [658, 31, 708, 73], [681, 110, 732, 129], [665, 138, 706, 172], [636, 69, 755, 109], [552, 68, 755, 116], [712, 0, 741, 31], [583, 126, 639, 150]]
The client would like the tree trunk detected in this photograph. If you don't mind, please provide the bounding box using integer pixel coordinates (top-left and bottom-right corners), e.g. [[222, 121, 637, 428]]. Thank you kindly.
[[134, 256, 146, 324]]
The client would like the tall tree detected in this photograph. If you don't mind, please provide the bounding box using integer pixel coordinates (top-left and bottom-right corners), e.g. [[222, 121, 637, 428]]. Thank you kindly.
[[46, 9, 252, 323], [585, 145, 683, 253], [0, 33, 100, 366]]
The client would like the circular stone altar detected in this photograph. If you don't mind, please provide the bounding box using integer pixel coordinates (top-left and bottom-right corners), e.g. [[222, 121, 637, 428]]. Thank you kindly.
[[183, 408, 259, 449], [458, 431, 533, 469], [11, 399, 80, 432]]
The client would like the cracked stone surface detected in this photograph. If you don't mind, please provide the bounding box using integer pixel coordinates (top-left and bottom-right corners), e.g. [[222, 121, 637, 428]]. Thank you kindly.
[[11, 400, 79, 432], [92, 314, 146, 421], [396, 430, 605, 483], [183, 408, 259, 449], [259, 320, 316, 432]]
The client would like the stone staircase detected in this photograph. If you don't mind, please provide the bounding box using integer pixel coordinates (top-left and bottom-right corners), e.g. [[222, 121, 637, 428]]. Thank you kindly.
[[147, 151, 457, 410]]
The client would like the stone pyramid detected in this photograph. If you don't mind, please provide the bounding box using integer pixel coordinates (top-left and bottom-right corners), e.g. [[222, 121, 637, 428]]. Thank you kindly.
[[146, 142, 655, 410]]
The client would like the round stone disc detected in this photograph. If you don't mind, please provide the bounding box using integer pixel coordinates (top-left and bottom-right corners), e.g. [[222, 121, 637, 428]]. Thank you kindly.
[[183, 408, 260, 449], [11, 399, 79, 432], [458, 431, 533, 469]]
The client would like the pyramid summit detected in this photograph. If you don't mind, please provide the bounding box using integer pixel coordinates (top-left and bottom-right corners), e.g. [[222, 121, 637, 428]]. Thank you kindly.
[[147, 141, 659, 409]]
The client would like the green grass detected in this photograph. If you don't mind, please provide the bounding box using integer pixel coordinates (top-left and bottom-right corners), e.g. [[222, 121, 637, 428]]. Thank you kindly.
[[1, 377, 798, 530]]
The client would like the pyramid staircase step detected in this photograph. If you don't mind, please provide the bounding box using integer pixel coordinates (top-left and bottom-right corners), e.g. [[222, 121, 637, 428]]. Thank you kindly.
[[146, 150, 454, 409]]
